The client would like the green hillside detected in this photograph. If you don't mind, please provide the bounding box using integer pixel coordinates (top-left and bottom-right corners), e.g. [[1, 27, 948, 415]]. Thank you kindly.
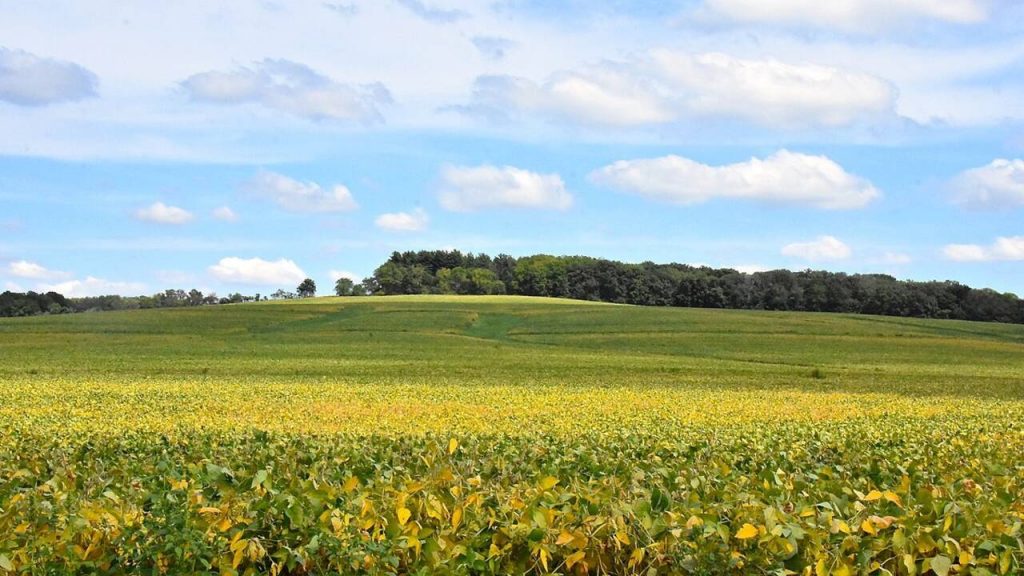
[[3, 295, 1022, 394], [1, 296, 1023, 575]]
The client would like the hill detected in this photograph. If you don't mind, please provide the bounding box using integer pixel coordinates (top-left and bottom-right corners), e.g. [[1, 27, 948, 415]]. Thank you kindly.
[[2, 295, 1022, 395]]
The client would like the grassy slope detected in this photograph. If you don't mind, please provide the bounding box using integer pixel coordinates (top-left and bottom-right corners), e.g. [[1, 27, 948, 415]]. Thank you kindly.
[[1, 294, 1022, 396]]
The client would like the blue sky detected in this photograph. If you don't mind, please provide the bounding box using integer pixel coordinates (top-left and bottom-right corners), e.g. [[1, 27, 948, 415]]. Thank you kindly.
[[1, 0, 1023, 297]]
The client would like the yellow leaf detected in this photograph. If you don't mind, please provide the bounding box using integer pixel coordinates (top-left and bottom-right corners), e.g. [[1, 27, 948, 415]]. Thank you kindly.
[[835, 564, 852, 576], [883, 491, 903, 507], [539, 547, 549, 572], [539, 476, 559, 491], [198, 507, 222, 515], [331, 516, 344, 532], [448, 438, 458, 455], [556, 530, 575, 546], [628, 548, 645, 569], [565, 550, 586, 570], [451, 506, 463, 530], [230, 537, 248, 552], [686, 515, 703, 529], [815, 558, 828, 576], [232, 546, 245, 569], [397, 507, 411, 526], [343, 476, 359, 493], [862, 519, 877, 535], [216, 517, 232, 532], [735, 523, 759, 540], [864, 490, 883, 501], [615, 530, 631, 546]]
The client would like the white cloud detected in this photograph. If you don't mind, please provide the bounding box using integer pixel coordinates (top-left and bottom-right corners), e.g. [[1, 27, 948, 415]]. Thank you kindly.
[[651, 51, 895, 128], [943, 236, 1024, 262], [208, 257, 307, 285], [181, 59, 391, 123], [40, 276, 146, 297], [329, 269, 359, 282], [4, 281, 25, 292], [0, 47, 98, 106], [439, 165, 572, 212], [374, 208, 429, 232], [212, 206, 239, 222], [135, 202, 194, 225], [703, 0, 989, 32], [7, 260, 71, 280], [951, 159, 1024, 210], [781, 236, 852, 261], [245, 170, 358, 213], [590, 150, 879, 210], [730, 264, 771, 274], [464, 51, 895, 129]]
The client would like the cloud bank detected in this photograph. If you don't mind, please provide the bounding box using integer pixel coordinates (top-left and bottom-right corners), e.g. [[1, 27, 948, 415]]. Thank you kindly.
[[465, 51, 896, 129]]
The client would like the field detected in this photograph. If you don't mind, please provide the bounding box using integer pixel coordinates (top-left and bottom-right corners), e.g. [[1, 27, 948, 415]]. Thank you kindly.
[[1, 296, 1023, 575]]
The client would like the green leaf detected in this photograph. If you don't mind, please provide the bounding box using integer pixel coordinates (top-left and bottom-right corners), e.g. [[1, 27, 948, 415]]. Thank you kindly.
[[650, 487, 671, 513], [0, 554, 13, 571], [930, 555, 951, 576]]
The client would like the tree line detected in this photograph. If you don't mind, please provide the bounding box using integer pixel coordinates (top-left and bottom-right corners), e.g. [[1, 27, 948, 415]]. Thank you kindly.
[[352, 250, 1024, 324], [0, 289, 259, 317]]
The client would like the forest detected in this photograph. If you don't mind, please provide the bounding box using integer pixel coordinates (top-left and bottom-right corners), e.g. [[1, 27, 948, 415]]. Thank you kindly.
[[360, 250, 1024, 324]]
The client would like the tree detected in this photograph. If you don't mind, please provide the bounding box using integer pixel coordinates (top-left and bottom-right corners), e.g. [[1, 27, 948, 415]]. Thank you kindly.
[[297, 278, 317, 298], [334, 277, 355, 296]]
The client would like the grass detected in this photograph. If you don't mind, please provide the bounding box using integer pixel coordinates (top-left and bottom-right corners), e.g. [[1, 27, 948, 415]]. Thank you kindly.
[[1, 296, 1023, 574]]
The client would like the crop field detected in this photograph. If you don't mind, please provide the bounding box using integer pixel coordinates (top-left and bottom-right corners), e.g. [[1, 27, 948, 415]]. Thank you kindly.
[[1, 295, 1023, 575]]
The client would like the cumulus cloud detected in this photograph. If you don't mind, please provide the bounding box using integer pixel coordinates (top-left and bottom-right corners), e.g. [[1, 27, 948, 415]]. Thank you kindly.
[[463, 51, 895, 129], [439, 165, 572, 212], [208, 257, 307, 285], [703, 0, 989, 32], [40, 276, 146, 297], [951, 159, 1024, 210], [590, 150, 879, 210], [245, 170, 358, 213], [7, 260, 71, 280], [135, 202, 194, 225], [181, 59, 391, 123], [375, 208, 429, 232], [212, 206, 239, 222], [0, 47, 98, 106], [781, 236, 852, 261], [943, 236, 1024, 262]]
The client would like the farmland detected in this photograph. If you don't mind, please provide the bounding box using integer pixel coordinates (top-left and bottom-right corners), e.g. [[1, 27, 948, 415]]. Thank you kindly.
[[1, 296, 1023, 575]]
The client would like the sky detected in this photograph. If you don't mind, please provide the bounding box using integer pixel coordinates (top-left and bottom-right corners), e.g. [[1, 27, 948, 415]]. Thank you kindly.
[[1, 0, 1023, 297]]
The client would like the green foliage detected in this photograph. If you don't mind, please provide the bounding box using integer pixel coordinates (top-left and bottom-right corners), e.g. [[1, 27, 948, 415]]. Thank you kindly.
[[335, 277, 355, 297], [371, 250, 1024, 324], [297, 278, 317, 298]]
